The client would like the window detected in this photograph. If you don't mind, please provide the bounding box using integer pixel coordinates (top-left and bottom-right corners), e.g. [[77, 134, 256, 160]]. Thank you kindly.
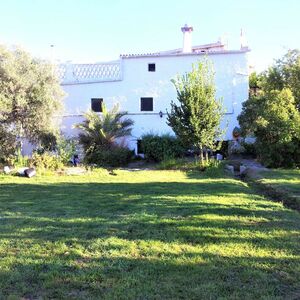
[[91, 98, 103, 112], [141, 97, 153, 111], [148, 63, 156, 72]]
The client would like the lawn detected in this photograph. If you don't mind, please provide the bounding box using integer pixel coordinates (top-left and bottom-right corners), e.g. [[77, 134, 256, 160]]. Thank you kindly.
[[260, 169, 300, 197], [251, 169, 300, 211], [0, 169, 299, 299]]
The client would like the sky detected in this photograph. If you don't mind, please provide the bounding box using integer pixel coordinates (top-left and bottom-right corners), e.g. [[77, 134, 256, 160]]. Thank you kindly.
[[0, 0, 299, 71]]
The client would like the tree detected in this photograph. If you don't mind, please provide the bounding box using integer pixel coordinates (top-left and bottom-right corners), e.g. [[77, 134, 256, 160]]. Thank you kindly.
[[76, 104, 134, 165], [238, 89, 300, 167], [249, 72, 263, 96], [0, 45, 64, 155], [260, 49, 300, 109], [239, 49, 300, 168], [0, 124, 18, 163], [167, 60, 225, 165]]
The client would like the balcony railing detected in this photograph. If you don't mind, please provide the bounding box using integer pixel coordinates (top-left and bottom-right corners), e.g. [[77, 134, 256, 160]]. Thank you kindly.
[[57, 61, 122, 85]]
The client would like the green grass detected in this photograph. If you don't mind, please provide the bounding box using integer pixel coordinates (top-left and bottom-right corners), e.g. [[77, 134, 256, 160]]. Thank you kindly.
[[254, 169, 300, 210], [0, 169, 300, 299], [260, 169, 300, 196]]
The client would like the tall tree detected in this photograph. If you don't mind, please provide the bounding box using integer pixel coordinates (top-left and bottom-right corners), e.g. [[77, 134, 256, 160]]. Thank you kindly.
[[0, 45, 64, 154], [261, 49, 300, 109], [167, 60, 225, 165], [239, 49, 300, 168]]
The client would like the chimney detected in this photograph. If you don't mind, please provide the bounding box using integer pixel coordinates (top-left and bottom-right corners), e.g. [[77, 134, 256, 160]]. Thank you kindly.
[[181, 24, 193, 53]]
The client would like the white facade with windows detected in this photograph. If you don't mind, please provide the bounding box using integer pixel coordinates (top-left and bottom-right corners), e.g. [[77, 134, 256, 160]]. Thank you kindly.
[[59, 25, 249, 153]]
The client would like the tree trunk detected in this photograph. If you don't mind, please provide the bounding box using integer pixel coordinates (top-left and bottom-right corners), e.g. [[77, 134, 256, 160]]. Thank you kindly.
[[205, 150, 209, 162], [199, 147, 204, 167]]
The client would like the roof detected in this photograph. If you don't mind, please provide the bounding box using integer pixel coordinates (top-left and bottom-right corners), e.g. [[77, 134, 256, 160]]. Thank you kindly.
[[120, 41, 249, 58]]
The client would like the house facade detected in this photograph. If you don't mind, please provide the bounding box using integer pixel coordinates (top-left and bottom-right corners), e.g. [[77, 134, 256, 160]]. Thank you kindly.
[[58, 25, 249, 153]]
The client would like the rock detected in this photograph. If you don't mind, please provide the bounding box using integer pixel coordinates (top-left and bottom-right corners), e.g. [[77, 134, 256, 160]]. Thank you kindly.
[[225, 164, 234, 175], [240, 165, 247, 175], [216, 153, 223, 160], [3, 166, 11, 174], [18, 167, 29, 176], [24, 168, 36, 178]]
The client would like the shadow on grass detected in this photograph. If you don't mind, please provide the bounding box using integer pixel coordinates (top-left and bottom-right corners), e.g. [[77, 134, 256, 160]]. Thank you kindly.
[[0, 181, 298, 261], [0, 250, 299, 299], [0, 181, 299, 242], [0, 179, 300, 298]]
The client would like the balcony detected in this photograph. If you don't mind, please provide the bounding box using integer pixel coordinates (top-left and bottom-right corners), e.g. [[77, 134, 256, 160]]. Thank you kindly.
[[58, 61, 122, 85]]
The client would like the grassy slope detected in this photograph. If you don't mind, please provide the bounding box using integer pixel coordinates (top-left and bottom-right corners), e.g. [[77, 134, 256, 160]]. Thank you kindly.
[[0, 169, 299, 299], [260, 169, 300, 196]]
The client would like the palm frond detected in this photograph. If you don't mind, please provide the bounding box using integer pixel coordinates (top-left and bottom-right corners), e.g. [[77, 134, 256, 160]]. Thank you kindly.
[[76, 104, 134, 151]]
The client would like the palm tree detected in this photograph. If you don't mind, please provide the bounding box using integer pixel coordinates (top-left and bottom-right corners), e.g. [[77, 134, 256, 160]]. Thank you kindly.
[[76, 104, 134, 155]]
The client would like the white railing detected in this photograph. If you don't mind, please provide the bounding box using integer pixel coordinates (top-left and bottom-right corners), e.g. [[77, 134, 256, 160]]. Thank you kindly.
[[57, 61, 122, 85]]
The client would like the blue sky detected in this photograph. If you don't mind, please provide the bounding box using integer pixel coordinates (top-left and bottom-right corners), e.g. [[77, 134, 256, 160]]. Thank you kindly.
[[0, 0, 299, 71]]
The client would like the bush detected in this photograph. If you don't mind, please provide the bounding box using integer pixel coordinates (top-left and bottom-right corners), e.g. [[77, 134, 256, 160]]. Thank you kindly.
[[217, 141, 229, 158], [38, 131, 58, 151], [34, 136, 79, 165], [241, 141, 257, 157], [9, 149, 30, 168], [238, 89, 300, 168], [156, 158, 191, 170], [76, 105, 134, 168], [141, 133, 185, 162], [30, 152, 63, 171], [256, 139, 300, 168], [156, 157, 224, 176], [85, 146, 133, 167], [56, 137, 78, 164], [204, 160, 224, 177]]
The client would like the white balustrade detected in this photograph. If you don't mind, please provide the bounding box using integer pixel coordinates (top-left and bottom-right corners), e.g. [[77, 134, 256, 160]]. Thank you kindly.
[[57, 61, 122, 84]]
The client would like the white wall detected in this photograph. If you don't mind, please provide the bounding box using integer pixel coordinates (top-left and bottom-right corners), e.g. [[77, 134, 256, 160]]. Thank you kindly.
[[61, 51, 249, 152]]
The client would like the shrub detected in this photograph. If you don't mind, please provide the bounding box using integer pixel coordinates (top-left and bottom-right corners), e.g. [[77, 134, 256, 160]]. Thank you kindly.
[[256, 139, 300, 168], [156, 158, 190, 170], [156, 157, 204, 170], [217, 141, 229, 158], [76, 104, 134, 167], [141, 133, 185, 162], [238, 89, 300, 168], [76, 105, 134, 153], [8, 148, 30, 168], [85, 145, 133, 167], [156, 156, 223, 176], [38, 131, 59, 152], [241, 141, 257, 157], [204, 159, 224, 177], [56, 137, 78, 164], [30, 152, 63, 171]]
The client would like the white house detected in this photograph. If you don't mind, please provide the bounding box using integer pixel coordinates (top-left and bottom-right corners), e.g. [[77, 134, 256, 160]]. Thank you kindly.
[[58, 25, 249, 154]]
